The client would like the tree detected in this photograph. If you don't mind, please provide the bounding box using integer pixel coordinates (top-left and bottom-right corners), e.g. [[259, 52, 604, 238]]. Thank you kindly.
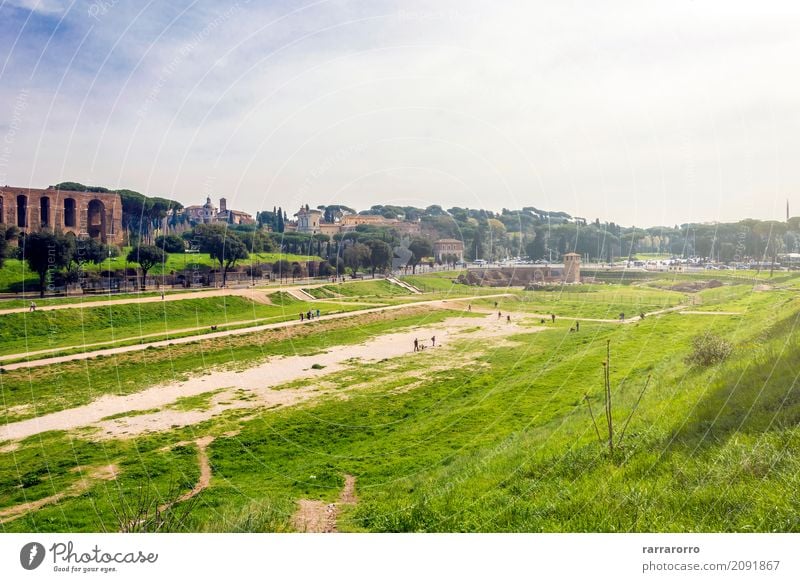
[[408, 238, 432, 274], [74, 237, 115, 268], [343, 242, 370, 276], [21, 231, 74, 297], [272, 259, 291, 282], [0, 224, 17, 268], [291, 262, 304, 282], [205, 233, 249, 286], [127, 245, 166, 290], [155, 234, 186, 253], [365, 239, 392, 276]]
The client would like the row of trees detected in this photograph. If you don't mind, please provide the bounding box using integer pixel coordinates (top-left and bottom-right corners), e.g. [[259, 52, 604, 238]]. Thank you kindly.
[[1, 227, 119, 297]]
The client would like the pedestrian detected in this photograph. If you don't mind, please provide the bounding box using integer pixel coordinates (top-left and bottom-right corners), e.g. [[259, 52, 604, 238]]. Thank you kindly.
[[307, 310, 312, 320], [498, 311, 502, 319], [540, 318, 545, 324], [507, 315, 511, 323], [29, 301, 36, 312], [640, 312, 645, 320], [619, 312, 625, 321], [575, 321, 579, 332], [413, 338, 419, 352], [431, 335, 436, 347], [161, 291, 165, 300], [494, 301, 498, 308], [300, 312, 304, 321], [316, 308, 320, 318], [551, 313, 555, 323], [468, 304, 472, 312]]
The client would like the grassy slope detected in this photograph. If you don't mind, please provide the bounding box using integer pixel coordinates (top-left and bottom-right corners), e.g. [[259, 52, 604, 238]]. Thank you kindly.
[[3, 282, 800, 532], [0, 294, 360, 357]]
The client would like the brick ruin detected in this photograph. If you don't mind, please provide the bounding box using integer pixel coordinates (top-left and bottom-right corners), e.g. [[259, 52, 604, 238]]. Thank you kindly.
[[0, 186, 123, 244]]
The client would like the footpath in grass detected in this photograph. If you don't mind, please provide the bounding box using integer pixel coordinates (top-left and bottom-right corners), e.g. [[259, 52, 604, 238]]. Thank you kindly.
[[3, 285, 798, 532]]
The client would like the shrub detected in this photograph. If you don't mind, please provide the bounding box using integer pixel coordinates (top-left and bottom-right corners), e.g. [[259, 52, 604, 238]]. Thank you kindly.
[[685, 332, 733, 367]]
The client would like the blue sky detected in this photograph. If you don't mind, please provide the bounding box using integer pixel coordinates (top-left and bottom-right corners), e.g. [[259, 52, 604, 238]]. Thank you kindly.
[[2, 0, 800, 226]]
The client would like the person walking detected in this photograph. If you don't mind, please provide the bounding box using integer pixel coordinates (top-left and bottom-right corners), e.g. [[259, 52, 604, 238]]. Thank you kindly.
[[316, 308, 320, 318], [498, 311, 502, 319], [468, 304, 472, 312], [431, 335, 436, 347], [575, 321, 579, 332], [550, 313, 555, 323], [300, 312, 304, 321], [29, 301, 36, 312], [507, 315, 511, 323], [413, 338, 419, 352]]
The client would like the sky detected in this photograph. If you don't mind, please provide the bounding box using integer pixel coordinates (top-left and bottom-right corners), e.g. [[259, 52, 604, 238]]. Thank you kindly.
[[1, 0, 800, 227]]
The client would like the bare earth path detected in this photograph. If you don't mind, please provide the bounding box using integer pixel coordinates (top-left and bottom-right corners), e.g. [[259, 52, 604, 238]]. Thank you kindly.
[[0, 294, 512, 371], [292, 475, 358, 533], [0, 310, 532, 443], [0, 278, 395, 316]]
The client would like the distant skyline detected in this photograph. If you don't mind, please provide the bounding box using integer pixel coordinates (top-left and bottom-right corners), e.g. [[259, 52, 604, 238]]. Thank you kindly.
[[2, 1, 800, 227]]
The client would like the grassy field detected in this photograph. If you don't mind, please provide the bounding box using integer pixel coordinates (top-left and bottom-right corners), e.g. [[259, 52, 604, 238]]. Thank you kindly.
[[2, 272, 800, 532], [0, 294, 366, 358], [0, 250, 323, 292]]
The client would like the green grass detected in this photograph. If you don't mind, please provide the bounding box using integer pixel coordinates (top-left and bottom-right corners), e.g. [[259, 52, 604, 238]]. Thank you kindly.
[[0, 294, 360, 357], [0, 250, 323, 292], [0, 306, 466, 423], [470, 286, 687, 319], [3, 283, 800, 532], [304, 279, 409, 299]]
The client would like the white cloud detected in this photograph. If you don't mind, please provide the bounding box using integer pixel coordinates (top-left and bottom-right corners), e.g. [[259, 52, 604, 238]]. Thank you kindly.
[[3, 0, 800, 225]]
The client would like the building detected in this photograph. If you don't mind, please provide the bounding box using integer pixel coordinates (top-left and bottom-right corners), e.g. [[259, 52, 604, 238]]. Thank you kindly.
[[0, 185, 123, 244], [339, 214, 421, 235], [184, 197, 254, 225], [216, 198, 255, 225], [294, 206, 323, 234], [562, 252, 581, 283], [433, 238, 465, 263]]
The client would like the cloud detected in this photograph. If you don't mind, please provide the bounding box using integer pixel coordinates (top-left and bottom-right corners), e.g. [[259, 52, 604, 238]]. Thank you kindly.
[[2, 0, 800, 226], [5, 0, 71, 16]]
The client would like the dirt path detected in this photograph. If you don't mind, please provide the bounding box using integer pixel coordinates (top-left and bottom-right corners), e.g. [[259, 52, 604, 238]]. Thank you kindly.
[[0, 278, 392, 316], [170, 437, 214, 506], [679, 310, 743, 316], [0, 465, 117, 525], [291, 475, 358, 533], [0, 310, 533, 443], [0, 294, 512, 371]]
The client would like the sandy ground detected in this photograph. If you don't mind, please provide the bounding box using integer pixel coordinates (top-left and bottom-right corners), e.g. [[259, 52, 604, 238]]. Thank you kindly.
[[0, 294, 512, 371], [0, 311, 538, 443], [292, 475, 358, 533]]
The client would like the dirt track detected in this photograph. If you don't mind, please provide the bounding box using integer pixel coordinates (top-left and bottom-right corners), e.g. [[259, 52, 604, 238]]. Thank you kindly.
[[0, 294, 512, 371], [0, 310, 536, 442]]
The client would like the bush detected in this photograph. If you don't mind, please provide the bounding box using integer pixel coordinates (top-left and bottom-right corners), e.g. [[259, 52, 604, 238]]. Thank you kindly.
[[156, 234, 186, 254], [685, 332, 733, 367]]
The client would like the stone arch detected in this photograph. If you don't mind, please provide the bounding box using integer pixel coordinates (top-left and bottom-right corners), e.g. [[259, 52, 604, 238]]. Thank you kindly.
[[16, 194, 27, 228], [40, 196, 51, 226], [64, 198, 77, 227], [87, 199, 106, 242]]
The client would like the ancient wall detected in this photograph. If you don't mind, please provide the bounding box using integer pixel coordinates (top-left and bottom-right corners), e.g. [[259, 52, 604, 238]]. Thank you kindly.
[[0, 186, 123, 244]]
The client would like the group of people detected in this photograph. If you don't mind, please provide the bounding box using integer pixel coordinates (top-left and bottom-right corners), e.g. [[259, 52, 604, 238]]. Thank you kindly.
[[299, 309, 321, 321], [413, 336, 436, 352]]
